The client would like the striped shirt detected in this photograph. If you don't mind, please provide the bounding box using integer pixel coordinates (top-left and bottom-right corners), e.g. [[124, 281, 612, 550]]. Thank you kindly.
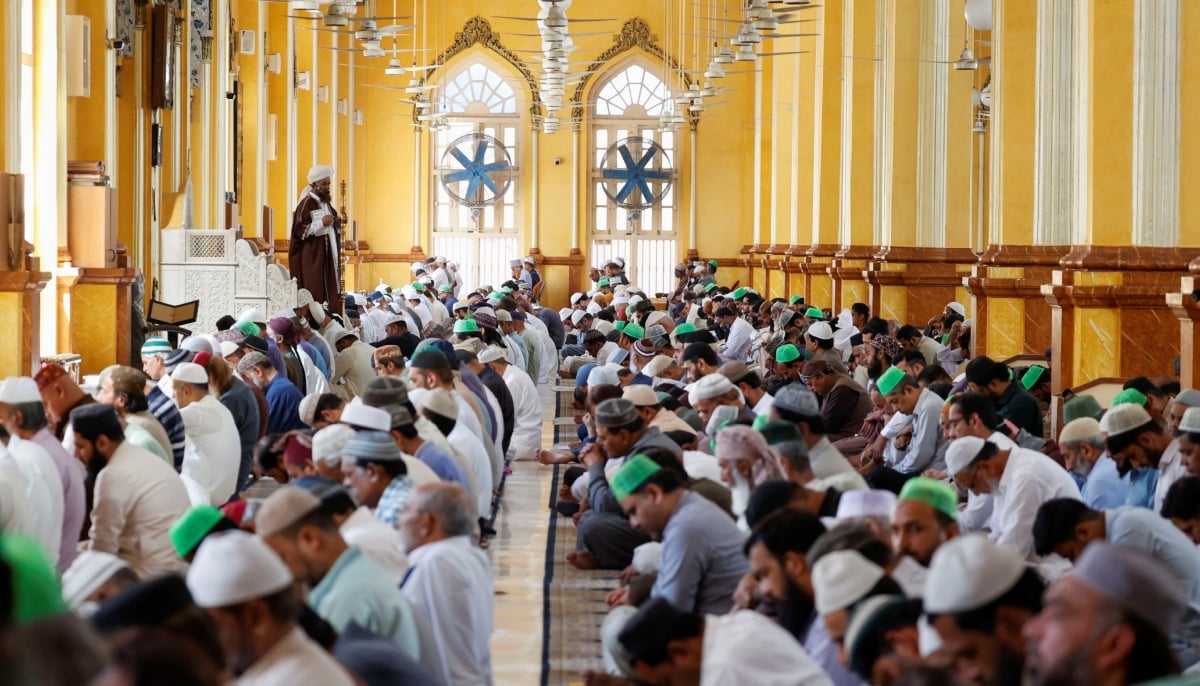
[[147, 386, 185, 471]]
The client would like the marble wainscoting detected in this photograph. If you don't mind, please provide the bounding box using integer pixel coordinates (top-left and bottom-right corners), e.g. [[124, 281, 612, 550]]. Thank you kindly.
[[965, 245, 1067, 360], [866, 247, 976, 328], [0, 266, 51, 376]]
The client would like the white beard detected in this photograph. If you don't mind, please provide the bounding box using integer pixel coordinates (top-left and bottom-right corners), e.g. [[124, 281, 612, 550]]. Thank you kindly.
[[730, 470, 752, 520]]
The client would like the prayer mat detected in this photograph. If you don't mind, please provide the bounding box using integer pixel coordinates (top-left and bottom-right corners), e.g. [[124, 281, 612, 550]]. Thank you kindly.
[[540, 464, 618, 686]]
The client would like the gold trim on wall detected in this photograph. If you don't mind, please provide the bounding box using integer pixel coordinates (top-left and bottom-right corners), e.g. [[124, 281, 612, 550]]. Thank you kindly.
[[419, 16, 544, 122]]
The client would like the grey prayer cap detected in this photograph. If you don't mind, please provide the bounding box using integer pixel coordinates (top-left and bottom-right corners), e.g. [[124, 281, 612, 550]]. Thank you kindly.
[[361, 377, 409, 408], [1072, 541, 1187, 633], [595, 398, 639, 428], [773, 383, 821, 416], [1174, 389, 1200, 408]]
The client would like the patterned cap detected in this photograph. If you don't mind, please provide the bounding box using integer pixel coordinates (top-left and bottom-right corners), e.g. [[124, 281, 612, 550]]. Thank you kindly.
[[140, 338, 172, 356], [33, 364, 69, 391], [869, 334, 904, 360], [374, 345, 403, 363]]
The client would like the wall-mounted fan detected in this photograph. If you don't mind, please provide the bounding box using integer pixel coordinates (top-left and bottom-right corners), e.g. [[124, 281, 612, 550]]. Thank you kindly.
[[599, 136, 674, 210], [439, 133, 513, 207]]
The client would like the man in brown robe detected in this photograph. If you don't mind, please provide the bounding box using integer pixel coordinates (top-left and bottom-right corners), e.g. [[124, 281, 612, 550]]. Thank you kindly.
[[289, 165, 343, 314]]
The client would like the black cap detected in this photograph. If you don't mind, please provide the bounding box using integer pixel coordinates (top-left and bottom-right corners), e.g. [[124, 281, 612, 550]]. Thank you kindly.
[[241, 334, 268, 354], [91, 575, 194, 635], [410, 349, 450, 371]]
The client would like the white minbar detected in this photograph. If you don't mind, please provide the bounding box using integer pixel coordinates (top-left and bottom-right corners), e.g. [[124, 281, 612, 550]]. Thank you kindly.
[[160, 229, 310, 334]]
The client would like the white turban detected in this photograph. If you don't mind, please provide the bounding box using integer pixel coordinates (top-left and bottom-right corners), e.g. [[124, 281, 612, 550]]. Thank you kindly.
[[307, 165, 334, 184]]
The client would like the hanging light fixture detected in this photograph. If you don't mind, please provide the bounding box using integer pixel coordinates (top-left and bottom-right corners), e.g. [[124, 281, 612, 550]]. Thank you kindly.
[[953, 46, 978, 71], [715, 46, 735, 64], [734, 45, 757, 62], [705, 60, 726, 79]]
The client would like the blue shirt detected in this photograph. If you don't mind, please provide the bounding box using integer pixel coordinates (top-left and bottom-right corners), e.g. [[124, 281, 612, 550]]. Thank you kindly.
[[415, 442, 469, 487], [147, 386, 186, 470], [263, 374, 306, 434], [309, 546, 421, 660], [1125, 467, 1158, 509], [374, 476, 415, 528], [653, 491, 749, 614], [1082, 454, 1130, 510]]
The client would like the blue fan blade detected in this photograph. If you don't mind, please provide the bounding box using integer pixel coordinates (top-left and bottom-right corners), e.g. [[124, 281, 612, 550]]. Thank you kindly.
[[474, 139, 489, 165], [635, 146, 657, 171], [615, 181, 636, 203], [481, 173, 501, 195], [444, 170, 472, 183], [465, 175, 482, 200], [480, 161, 510, 173], [637, 179, 655, 203], [602, 169, 634, 181], [617, 144, 636, 171], [449, 147, 473, 169], [642, 169, 672, 180]]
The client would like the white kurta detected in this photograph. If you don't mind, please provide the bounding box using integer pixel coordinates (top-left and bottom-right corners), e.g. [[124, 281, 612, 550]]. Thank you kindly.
[[239, 627, 356, 686], [0, 440, 56, 560], [448, 417, 495, 518], [501, 364, 543, 462], [297, 345, 331, 396], [402, 536, 494, 686], [988, 447, 1082, 559], [178, 394, 242, 506], [341, 505, 409, 584], [700, 611, 833, 686]]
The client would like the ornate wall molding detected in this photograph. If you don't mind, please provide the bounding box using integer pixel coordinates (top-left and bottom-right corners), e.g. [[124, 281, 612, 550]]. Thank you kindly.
[[915, 0, 949, 248], [419, 17, 543, 121], [1033, 0, 1087, 245], [1132, 0, 1181, 247], [570, 17, 693, 125]]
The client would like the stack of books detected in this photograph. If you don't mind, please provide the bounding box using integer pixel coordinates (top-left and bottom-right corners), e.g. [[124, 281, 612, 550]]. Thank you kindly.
[[67, 160, 109, 186]]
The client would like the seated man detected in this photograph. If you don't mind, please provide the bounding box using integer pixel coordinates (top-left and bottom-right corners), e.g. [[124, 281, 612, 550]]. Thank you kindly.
[[801, 359, 872, 442], [872, 368, 946, 490]]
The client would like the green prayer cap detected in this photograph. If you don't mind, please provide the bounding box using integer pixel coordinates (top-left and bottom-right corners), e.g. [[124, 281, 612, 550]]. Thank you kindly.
[[789, 295, 805, 305], [0, 535, 66, 624], [941, 333, 951, 345], [499, 286, 513, 294], [876, 366, 907, 396], [438, 284, 452, 293], [775, 344, 801, 364], [623, 323, 646, 340], [753, 417, 803, 446], [412, 281, 426, 292], [674, 323, 697, 336], [236, 320, 261, 336], [170, 505, 225, 558], [804, 307, 824, 319], [1112, 388, 1148, 408], [614, 321, 627, 333], [898, 477, 959, 520], [611, 454, 663, 502], [489, 291, 505, 300], [1063, 395, 1103, 424], [453, 319, 480, 334], [1021, 366, 1046, 391], [655, 391, 672, 404], [598, 278, 610, 287], [704, 283, 717, 293], [731, 287, 748, 300], [707, 260, 718, 268]]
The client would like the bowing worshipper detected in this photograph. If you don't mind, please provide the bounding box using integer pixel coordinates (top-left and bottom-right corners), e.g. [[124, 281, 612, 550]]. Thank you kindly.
[[612, 597, 833, 686], [297, 311, 334, 372], [1101, 402, 1177, 481], [1024, 542, 1185, 686], [458, 345, 516, 456], [70, 404, 189, 577], [1156, 388, 1200, 510], [944, 435, 1080, 559], [328, 330, 377, 400], [0, 376, 80, 570], [59, 550, 138, 613], [300, 392, 345, 431], [810, 550, 906, 659], [871, 368, 947, 489], [289, 164, 343, 314], [92, 373, 172, 466], [718, 361, 774, 416], [269, 316, 330, 398], [385, 405, 468, 488], [0, 416, 64, 569], [801, 359, 873, 443], [289, 476, 409, 585], [35, 362, 96, 452], [373, 344, 407, 378], [773, 343, 805, 384], [1056, 416, 1131, 507], [169, 504, 241, 563], [687, 373, 751, 426], [398, 483, 494, 686], [568, 399, 681, 571], [372, 313, 421, 360], [742, 509, 866, 686], [171, 361, 241, 506], [963, 356, 1044, 439], [712, 424, 786, 525], [1163, 476, 1200, 544], [411, 388, 493, 520], [338, 426, 417, 528], [238, 351, 307, 434], [1032, 498, 1200, 664], [358, 378, 460, 485], [478, 345, 541, 462], [138, 338, 187, 466], [923, 535, 1047, 686], [201, 353, 262, 491], [275, 432, 316, 482], [679, 342, 720, 383], [770, 384, 869, 491], [187, 531, 356, 685], [840, 595, 924, 686], [409, 351, 498, 477], [256, 486, 421, 660], [623, 384, 697, 436], [890, 477, 960, 572], [94, 366, 173, 462]]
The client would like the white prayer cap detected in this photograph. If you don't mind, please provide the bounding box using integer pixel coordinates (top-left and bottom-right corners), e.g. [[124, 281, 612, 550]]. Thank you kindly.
[[0, 377, 40, 404], [628, 294, 644, 309], [622, 384, 660, 407], [570, 292, 586, 305], [587, 366, 620, 387], [558, 307, 572, 320], [1100, 403, 1153, 438], [822, 490, 898, 529], [1071, 540, 1187, 632], [385, 313, 406, 327], [306, 164, 334, 184], [1175, 389, 1200, 408], [571, 310, 587, 326], [255, 486, 323, 538], [1182, 407, 1200, 434], [641, 355, 675, 378], [410, 261, 425, 274], [1058, 417, 1102, 444], [418, 388, 458, 420], [178, 335, 212, 357], [495, 309, 512, 323], [171, 362, 209, 385], [836, 309, 854, 330], [237, 306, 264, 323], [946, 302, 966, 317], [61, 550, 129, 610], [593, 320, 615, 337], [923, 534, 1025, 615], [688, 373, 736, 404], [219, 341, 240, 358], [187, 530, 294, 608], [806, 321, 834, 341], [298, 393, 321, 427], [523, 255, 535, 265], [401, 287, 420, 300], [944, 436, 987, 479], [693, 264, 705, 274], [478, 346, 506, 364], [339, 397, 391, 432], [312, 424, 356, 467], [812, 549, 886, 615], [705, 404, 740, 436], [613, 296, 631, 307], [453, 301, 469, 312], [309, 301, 327, 322], [586, 302, 602, 315]]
